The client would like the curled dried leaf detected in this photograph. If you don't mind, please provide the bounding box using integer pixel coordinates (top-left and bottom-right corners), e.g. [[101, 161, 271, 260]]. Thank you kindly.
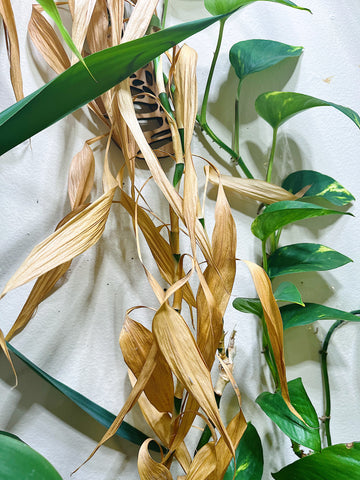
[[138, 439, 173, 480], [68, 141, 95, 209]]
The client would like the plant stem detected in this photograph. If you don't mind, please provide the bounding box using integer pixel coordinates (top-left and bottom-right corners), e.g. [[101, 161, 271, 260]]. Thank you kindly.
[[266, 127, 278, 183], [161, 0, 169, 29], [262, 240, 268, 273], [320, 320, 344, 447], [200, 18, 226, 124], [197, 119, 254, 178], [234, 79, 242, 157]]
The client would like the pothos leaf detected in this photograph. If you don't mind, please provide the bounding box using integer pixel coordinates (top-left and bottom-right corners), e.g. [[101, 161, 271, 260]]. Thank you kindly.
[[255, 91, 360, 130], [274, 281, 304, 305], [204, 0, 311, 16], [230, 39, 303, 82], [272, 442, 360, 479], [268, 243, 352, 278], [282, 170, 355, 206], [256, 378, 321, 451], [281, 303, 360, 330], [251, 201, 350, 242]]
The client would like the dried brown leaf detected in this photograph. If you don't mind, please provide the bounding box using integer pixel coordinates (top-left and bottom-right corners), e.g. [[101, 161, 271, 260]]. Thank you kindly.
[[152, 303, 235, 457], [0, 0, 23, 100], [0, 188, 116, 299], [0, 329, 17, 386], [138, 439, 173, 480], [185, 443, 217, 480], [28, 5, 70, 74], [87, 0, 109, 53], [70, 0, 97, 64], [68, 141, 95, 209], [107, 0, 124, 46], [207, 166, 297, 204]]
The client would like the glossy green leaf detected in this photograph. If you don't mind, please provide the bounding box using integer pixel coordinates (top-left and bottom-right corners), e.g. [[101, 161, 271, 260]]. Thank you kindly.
[[37, 0, 89, 74], [0, 432, 63, 479], [0, 14, 222, 156], [229, 40, 303, 82], [268, 243, 352, 278], [256, 378, 321, 451], [281, 303, 360, 330], [274, 282, 304, 305], [6, 343, 155, 450], [223, 422, 263, 480], [233, 297, 263, 317], [204, 0, 310, 16], [272, 442, 360, 479], [282, 170, 355, 206], [251, 200, 350, 241], [255, 91, 360, 130]]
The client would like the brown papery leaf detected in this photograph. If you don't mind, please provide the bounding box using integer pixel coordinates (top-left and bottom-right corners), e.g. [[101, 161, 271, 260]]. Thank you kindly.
[[0, 0, 24, 100], [28, 5, 70, 74], [69, 0, 97, 64], [207, 166, 297, 204], [185, 443, 217, 480], [152, 303, 235, 457], [129, 370, 192, 474], [0, 188, 116, 300], [87, 0, 109, 53], [107, 0, 124, 46], [138, 439, 173, 480], [68, 142, 95, 209], [0, 329, 17, 386], [197, 170, 236, 368], [120, 315, 174, 413], [122, 0, 158, 43], [243, 260, 303, 420], [214, 410, 247, 479]]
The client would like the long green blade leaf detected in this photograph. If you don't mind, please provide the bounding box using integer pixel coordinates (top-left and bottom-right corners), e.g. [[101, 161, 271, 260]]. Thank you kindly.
[[281, 303, 360, 330], [0, 14, 221, 156], [282, 170, 355, 206], [256, 378, 321, 451], [0, 431, 63, 479], [255, 91, 360, 130], [251, 200, 350, 241], [230, 40, 303, 82], [272, 442, 360, 479], [268, 243, 352, 278], [223, 422, 264, 479], [204, 0, 310, 16], [6, 342, 153, 450]]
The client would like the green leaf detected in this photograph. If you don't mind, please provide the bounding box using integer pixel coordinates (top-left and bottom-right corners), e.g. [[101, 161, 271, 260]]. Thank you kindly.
[[274, 282, 304, 305], [204, 0, 311, 16], [268, 243, 352, 278], [256, 378, 321, 451], [0, 14, 222, 156], [282, 170, 355, 206], [251, 200, 350, 241], [272, 442, 360, 479], [281, 303, 360, 330], [229, 40, 303, 82], [223, 422, 263, 480], [6, 343, 155, 451], [255, 91, 360, 130], [233, 297, 263, 317], [37, 0, 90, 76], [0, 432, 63, 479]]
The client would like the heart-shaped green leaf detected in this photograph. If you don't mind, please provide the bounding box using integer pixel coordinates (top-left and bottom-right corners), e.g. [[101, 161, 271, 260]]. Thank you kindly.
[[274, 282, 304, 305], [282, 170, 355, 206], [251, 201, 350, 242], [223, 422, 263, 480], [233, 297, 263, 317], [0, 14, 221, 156], [281, 303, 360, 330], [0, 432, 63, 479], [230, 40, 303, 82], [268, 243, 352, 278], [256, 378, 321, 451], [255, 91, 360, 130], [204, 0, 310, 16], [272, 442, 360, 479]]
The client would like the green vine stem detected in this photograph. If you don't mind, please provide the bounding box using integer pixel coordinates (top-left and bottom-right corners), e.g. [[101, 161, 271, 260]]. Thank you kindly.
[[266, 127, 278, 183], [161, 0, 169, 29], [234, 79, 242, 157], [321, 309, 360, 447]]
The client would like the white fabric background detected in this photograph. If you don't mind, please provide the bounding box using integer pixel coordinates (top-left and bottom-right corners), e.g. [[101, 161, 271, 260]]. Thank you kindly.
[[1, 1, 360, 478]]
